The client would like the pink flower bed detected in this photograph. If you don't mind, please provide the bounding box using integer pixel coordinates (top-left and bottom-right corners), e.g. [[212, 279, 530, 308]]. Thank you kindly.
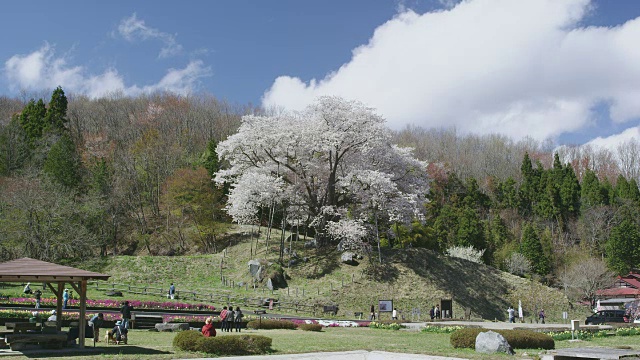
[[4, 297, 216, 311]]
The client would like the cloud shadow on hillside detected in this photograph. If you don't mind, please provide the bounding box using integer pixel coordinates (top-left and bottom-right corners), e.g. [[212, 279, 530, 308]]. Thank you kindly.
[[389, 248, 512, 320]]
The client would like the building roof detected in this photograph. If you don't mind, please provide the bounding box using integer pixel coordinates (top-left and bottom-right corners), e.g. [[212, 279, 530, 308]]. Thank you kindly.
[[620, 277, 640, 289], [597, 287, 640, 297], [0, 258, 110, 282]]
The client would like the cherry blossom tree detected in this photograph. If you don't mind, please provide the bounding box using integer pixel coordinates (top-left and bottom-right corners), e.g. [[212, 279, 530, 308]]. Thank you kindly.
[[215, 96, 429, 254]]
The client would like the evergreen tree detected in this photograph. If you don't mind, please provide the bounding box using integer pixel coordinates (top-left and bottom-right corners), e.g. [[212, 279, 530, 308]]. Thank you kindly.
[[601, 177, 614, 205], [606, 219, 640, 275], [520, 223, 549, 276], [455, 205, 486, 250], [627, 178, 640, 202], [560, 163, 580, 216], [44, 86, 68, 132], [19, 99, 47, 145], [615, 175, 630, 201], [581, 169, 603, 207], [203, 138, 220, 178], [43, 134, 82, 188]]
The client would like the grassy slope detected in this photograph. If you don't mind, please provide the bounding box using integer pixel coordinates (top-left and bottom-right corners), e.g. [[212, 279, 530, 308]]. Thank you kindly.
[[70, 225, 584, 322]]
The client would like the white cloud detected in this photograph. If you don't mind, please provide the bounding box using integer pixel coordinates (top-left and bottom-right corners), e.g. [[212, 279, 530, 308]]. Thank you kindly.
[[4, 44, 210, 98], [262, 0, 640, 141], [584, 126, 640, 154], [118, 13, 183, 58]]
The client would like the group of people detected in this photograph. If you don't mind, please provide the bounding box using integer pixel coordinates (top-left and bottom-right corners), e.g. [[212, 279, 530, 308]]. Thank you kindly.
[[429, 305, 441, 320], [507, 305, 545, 324], [88, 313, 129, 344], [23, 283, 44, 309], [218, 306, 244, 333], [86, 301, 133, 344]]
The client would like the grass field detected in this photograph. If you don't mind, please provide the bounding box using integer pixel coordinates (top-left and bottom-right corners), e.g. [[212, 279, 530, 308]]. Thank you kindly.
[[17, 224, 583, 324], [0, 326, 639, 360]]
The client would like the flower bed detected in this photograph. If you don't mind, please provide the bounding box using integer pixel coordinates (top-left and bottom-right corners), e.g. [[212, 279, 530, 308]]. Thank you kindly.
[[1, 297, 216, 312]]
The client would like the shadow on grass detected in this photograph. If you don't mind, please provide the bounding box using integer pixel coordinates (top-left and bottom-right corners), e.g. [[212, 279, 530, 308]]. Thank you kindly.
[[304, 247, 342, 280], [19, 345, 172, 358], [388, 248, 512, 321]]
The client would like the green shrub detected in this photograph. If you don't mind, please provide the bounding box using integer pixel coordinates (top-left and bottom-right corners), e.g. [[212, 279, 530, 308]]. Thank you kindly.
[[368, 321, 405, 330], [450, 328, 554, 350], [196, 335, 272, 355], [421, 325, 465, 334], [172, 330, 203, 352], [246, 319, 297, 330], [298, 323, 323, 332]]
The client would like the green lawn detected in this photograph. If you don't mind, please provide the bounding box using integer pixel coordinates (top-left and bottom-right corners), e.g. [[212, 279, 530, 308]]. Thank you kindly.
[[0, 327, 638, 360]]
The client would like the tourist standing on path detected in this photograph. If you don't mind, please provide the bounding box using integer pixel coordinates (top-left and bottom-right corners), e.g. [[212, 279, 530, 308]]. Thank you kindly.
[[220, 306, 229, 332], [435, 305, 441, 319], [34, 289, 42, 308], [120, 301, 134, 329], [202, 317, 216, 337], [370, 304, 376, 321], [539, 309, 545, 324], [429, 306, 435, 320], [169, 283, 176, 300], [63, 289, 70, 309], [507, 306, 515, 323], [392, 308, 398, 320], [234, 307, 243, 332], [227, 306, 236, 332]]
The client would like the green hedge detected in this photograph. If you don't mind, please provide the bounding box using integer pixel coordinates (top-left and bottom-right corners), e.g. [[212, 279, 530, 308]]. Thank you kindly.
[[173, 330, 272, 355], [198, 335, 272, 355], [172, 330, 203, 352], [246, 319, 297, 330], [298, 323, 323, 332], [450, 328, 554, 350]]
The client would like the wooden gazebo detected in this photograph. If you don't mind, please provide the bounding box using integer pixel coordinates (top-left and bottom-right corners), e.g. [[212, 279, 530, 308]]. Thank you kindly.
[[0, 258, 110, 348]]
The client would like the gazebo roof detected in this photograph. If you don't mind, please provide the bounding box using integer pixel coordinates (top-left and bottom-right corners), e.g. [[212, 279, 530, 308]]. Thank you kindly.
[[0, 257, 110, 282]]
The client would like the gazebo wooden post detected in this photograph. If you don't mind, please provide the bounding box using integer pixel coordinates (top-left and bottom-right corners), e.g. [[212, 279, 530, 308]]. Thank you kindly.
[[56, 282, 64, 331], [78, 280, 87, 349]]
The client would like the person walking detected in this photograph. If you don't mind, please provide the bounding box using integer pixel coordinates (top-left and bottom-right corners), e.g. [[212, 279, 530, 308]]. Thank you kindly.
[[539, 309, 545, 324], [392, 308, 398, 320], [120, 301, 134, 329], [234, 307, 243, 332], [34, 289, 42, 309], [507, 306, 516, 323], [63, 289, 70, 309], [435, 305, 440, 319], [169, 283, 176, 300], [429, 306, 435, 320], [370, 304, 376, 321]]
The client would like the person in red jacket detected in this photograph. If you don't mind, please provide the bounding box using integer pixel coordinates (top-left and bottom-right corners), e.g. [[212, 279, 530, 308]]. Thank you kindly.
[[201, 317, 216, 337]]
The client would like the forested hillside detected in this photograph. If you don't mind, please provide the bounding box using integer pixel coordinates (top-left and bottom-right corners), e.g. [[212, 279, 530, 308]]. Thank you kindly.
[[1, 88, 640, 306]]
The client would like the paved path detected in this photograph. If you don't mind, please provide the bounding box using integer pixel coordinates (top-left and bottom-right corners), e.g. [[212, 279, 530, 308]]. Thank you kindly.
[[186, 350, 467, 360], [403, 320, 611, 331]]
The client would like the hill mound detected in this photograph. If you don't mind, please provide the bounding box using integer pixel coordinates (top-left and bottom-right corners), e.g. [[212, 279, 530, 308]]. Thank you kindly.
[[83, 225, 576, 322]]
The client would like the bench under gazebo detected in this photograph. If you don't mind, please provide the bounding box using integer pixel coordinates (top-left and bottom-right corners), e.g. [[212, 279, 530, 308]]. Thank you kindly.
[[0, 257, 110, 349]]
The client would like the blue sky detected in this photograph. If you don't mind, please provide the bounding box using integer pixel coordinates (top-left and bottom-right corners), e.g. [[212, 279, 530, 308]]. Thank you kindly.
[[2, 0, 640, 148]]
